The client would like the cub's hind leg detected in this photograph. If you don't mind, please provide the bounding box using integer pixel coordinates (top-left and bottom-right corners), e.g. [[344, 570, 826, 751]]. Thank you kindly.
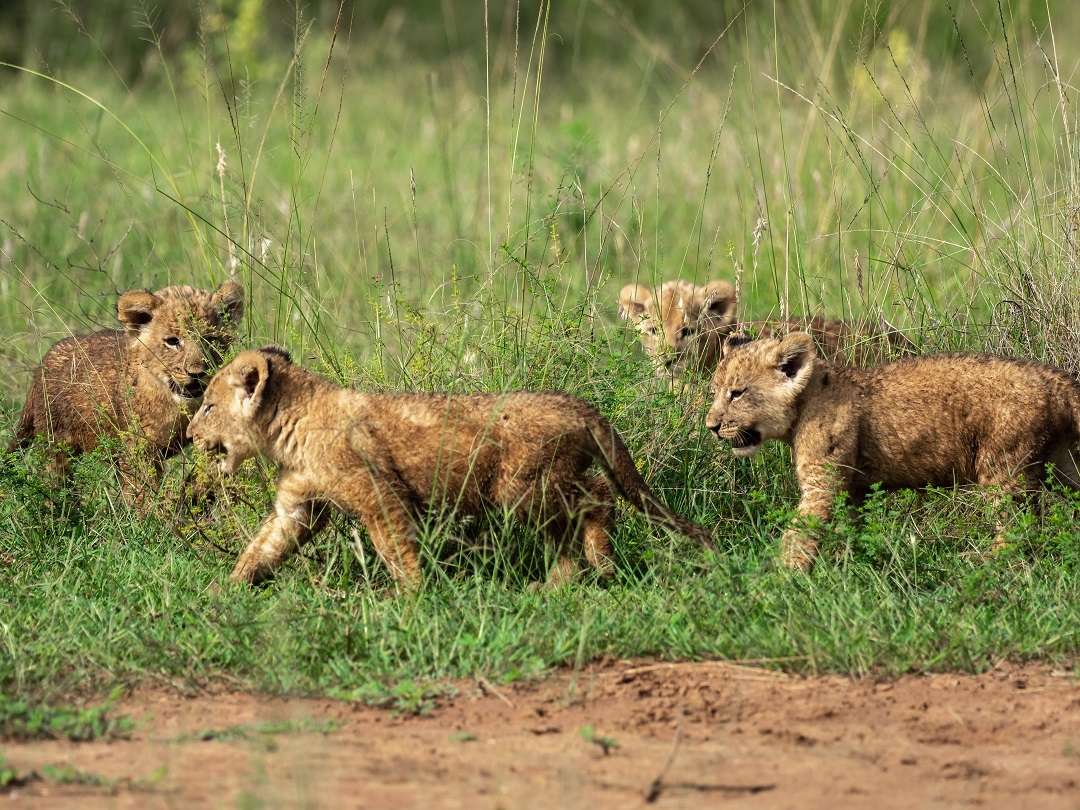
[[543, 516, 580, 588], [1047, 443, 1080, 490], [580, 474, 615, 576], [976, 450, 1042, 553], [334, 470, 422, 591], [494, 461, 573, 588], [539, 475, 616, 588], [495, 454, 611, 588], [356, 503, 422, 590]]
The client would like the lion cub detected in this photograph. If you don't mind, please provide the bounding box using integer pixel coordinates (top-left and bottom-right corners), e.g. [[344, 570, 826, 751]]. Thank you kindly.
[[705, 332, 1080, 570], [618, 279, 911, 379], [11, 281, 244, 502], [618, 280, 738, 378], [187, 347, 713, 588]]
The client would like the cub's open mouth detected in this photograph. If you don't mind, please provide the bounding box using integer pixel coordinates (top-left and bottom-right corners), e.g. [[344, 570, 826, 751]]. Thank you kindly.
[[204, 441, 227, 457], [729, 428, 761, 448], [729, 427, 762, 457], [170, 378, 206, 400]]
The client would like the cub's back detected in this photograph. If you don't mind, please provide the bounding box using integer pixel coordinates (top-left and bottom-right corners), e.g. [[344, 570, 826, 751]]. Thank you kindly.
[[365, 391, 597, 446], [23, 329, 129, 450], [851, 354, 1080, 485], [346, 391, 600, 503], [864, 354, 1078, 425]]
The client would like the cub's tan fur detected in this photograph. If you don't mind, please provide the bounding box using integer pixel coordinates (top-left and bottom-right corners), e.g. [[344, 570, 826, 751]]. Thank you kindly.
[[187, 347, 713, 588], [11, 281, 244, 501], [618, 279, 911, 378], [705, 333, 1080, 570]]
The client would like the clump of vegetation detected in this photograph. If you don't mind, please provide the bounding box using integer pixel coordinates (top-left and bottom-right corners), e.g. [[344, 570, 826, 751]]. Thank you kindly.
[[173, 717, 338, 752], [580, 725, 620, 756], [0, 690, 132, 742], [0, 754, 26, 790]]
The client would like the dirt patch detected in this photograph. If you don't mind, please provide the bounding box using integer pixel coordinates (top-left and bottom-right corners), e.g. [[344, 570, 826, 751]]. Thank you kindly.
[[4, 661, 1080, 808]]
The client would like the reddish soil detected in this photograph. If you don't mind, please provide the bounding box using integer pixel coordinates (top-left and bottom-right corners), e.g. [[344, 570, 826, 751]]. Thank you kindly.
[[4, 660, 1080, 808]]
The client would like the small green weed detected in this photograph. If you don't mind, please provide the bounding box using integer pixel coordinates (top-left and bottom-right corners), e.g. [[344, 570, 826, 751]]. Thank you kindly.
[[0, 754, 32, 790], [39, 763, 113, 788], [174, 718, 338, 752], [0, 756, 132, 795], [332, 680, 453, 716], [580, 725, 620, 755], [0, 690, 132, 742]]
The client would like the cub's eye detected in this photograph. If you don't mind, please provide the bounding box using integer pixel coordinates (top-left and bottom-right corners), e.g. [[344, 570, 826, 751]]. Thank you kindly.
[[728, 387, 746, 402], [644, 324, 659, 336], [203, 403, 215, 415], [679, 326, 696, 339], [164, 336, 182, 349]]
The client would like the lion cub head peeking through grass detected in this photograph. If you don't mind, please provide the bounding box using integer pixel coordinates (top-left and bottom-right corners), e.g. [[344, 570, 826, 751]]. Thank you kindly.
[[618, 280, 738, 379], [618, 278, 915, 381], [705, 332, 1080, 571], [187, 346, 714, 589], [10, 280, 244, 505]]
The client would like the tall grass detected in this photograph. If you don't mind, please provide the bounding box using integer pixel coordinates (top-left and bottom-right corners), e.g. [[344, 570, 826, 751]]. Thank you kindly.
[[1, 1, 1079, 699]]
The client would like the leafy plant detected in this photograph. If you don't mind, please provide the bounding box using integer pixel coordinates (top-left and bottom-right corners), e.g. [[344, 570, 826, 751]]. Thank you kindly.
[[0, 690, 132, 742]]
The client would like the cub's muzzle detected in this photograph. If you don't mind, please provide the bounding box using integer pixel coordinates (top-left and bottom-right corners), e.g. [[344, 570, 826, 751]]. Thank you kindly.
[[188, 429, 226, 458], [705, 418, 762, 457], [170, 376, 207, 400], [729, 427, 762, 450]]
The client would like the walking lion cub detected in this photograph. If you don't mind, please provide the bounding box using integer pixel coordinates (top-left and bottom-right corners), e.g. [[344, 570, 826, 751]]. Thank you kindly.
[[11, 281, 244, 503], [187, 346, 713, 588], [705, 332, 1080, 570]]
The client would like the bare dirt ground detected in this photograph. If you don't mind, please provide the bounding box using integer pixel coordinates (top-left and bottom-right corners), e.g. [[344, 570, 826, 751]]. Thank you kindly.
[[4, 660, 1080, 808]]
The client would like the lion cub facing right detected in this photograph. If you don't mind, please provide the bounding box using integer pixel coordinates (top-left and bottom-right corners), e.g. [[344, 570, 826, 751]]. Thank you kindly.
[[705, 332, 1080, 570], [187, 347, 712, 588]]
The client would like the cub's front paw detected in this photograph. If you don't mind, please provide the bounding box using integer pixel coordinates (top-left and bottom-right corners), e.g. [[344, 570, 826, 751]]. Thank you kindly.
[[779, 529, 818, 572], [229, 553, 273, 585]]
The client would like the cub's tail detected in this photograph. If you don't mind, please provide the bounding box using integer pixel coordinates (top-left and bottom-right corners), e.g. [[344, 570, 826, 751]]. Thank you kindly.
[[585, 413, 715, 550]]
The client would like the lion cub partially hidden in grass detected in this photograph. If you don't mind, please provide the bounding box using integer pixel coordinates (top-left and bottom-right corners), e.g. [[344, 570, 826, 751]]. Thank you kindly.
[[705, 332, 1080, 571], [618, 279, 912, 380], [187, 346, 714, 588], [11, 281, 244, 504]]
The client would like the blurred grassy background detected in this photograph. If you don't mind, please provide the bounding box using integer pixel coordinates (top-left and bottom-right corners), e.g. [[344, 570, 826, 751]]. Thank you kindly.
[[2, 0, 1078, 394]]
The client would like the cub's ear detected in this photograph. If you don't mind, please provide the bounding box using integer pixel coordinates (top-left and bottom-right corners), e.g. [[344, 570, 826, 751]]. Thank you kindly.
[[211, 279, 245, 326], [230, 351, 271, 413], [117, 290, 162, 334], [697, 281, 737, 325], [618, 283, 652, 320], [258, 344, 292, 363], [719, 332, 754, 361], [773, 332, 816, 388]]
